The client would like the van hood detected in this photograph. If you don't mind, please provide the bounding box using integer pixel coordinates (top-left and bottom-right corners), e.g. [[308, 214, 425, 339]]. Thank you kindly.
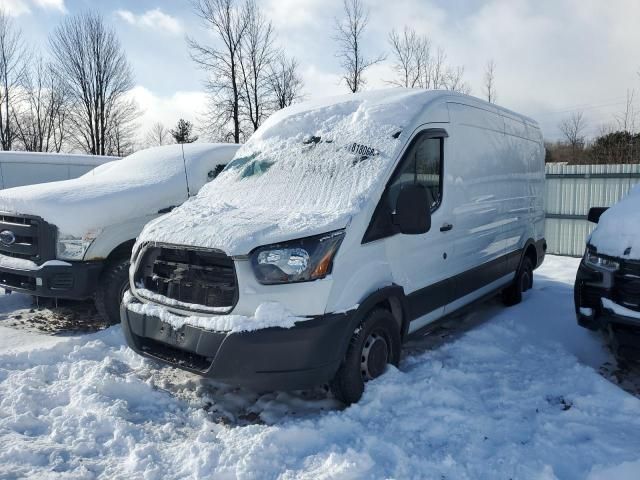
[[137, 200, 351, 256], [589, 184, 640, 260], [135, 88, 439, 256], [0, 144, 225, 238]]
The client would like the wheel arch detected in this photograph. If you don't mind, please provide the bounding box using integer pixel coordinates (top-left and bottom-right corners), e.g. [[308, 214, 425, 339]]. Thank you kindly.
[[336, 286, 410, 362]]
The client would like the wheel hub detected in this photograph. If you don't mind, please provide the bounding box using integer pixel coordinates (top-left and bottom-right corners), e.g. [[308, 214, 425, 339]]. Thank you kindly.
[[360, 332, 389, 380]]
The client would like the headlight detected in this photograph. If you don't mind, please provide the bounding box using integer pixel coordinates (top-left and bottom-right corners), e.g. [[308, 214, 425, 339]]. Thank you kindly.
[[57, 231, 99, 260], [251, 230, 345, 284], [584, 250, 619, 272]]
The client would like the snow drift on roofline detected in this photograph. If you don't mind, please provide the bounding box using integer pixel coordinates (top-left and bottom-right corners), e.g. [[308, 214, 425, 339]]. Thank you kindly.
[[0, 144, 222, 238], [589, 184, 640, 260], [136, 88, 439, 256]]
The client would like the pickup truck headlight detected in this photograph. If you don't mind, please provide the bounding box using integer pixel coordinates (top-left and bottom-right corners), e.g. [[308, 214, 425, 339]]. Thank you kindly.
[[251, 230, 345, 284], [57, 232, 99, 260], [584, 250, 619, 272]]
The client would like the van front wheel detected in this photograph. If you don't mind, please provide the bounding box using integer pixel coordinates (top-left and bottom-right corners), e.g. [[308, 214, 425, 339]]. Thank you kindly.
[[330, 308, 401, 404], [95, 258, 130, 325]]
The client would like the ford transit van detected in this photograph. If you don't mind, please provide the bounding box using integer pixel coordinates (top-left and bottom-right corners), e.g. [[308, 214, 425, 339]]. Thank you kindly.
[[0, 143, 239, 323], [122, 89, 546, 403]]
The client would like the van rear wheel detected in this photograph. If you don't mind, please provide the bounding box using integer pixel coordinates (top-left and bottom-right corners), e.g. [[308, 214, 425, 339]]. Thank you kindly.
[[95, 258, 130, 325], [502, 256, 534, 306], [330, 308, 401, 405]]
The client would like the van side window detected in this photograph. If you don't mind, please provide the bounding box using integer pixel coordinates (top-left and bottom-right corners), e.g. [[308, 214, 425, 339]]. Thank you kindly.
[[362, 131, 445, 243], [388, 136, 443, 212]]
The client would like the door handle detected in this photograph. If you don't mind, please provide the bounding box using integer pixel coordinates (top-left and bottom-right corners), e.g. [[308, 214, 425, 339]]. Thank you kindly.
[[440, 223, 453, 232]]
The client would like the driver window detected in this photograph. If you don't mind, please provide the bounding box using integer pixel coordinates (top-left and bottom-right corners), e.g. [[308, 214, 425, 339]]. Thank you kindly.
[[388, 135, 443, 212]]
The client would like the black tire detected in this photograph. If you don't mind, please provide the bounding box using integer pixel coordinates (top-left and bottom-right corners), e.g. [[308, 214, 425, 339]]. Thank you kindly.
[[330, 308, 401, 404], [502, 256, 534, 307], [95, 258, 130, 325]]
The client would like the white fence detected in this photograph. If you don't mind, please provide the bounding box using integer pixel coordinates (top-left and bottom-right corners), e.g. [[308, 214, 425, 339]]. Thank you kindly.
[[545, 163, 640, 256]]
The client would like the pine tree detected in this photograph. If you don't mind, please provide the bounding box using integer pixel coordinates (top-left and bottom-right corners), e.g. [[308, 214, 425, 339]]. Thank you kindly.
[[170, 119, 198, 144]]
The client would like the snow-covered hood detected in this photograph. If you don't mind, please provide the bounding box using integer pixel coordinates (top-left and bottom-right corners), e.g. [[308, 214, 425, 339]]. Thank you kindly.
[[0, 144, 225, 238], [136, 88, 435, 255], [589, 184, 640, 259]]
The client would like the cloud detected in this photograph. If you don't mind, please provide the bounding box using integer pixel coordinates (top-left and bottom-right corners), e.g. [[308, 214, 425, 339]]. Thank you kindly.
[[32, 0, 65, 12], [116, 8, 183, 35], [127, 86, 208, 143], [0, 0, 64, 16], [0, 0, 30, 16]]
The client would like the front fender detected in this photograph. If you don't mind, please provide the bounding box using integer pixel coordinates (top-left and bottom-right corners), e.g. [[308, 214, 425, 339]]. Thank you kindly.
[[84, 214, 159, 260]]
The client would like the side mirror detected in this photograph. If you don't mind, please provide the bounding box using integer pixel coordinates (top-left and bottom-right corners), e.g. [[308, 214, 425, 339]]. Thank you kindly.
[[587, 207, 608, 224], [394, 184, 431, 234]]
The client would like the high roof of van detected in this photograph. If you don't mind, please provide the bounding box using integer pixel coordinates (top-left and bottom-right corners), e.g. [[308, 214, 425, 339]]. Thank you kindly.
[[253, 88, 539, 143]]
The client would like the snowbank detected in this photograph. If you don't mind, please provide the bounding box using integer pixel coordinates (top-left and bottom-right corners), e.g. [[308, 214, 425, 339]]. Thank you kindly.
[[124, 291, 308, 333], [589, 185, 640, 259], [136, 89, 437, 256], [0, 144, 231, 238], [1, 256, 640, 478]]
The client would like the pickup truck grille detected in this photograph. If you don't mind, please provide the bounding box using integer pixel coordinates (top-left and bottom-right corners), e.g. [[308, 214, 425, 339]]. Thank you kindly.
[[0, 213, 56, 263], [615, 261, 640, 312], [134, 245, 238, 313]]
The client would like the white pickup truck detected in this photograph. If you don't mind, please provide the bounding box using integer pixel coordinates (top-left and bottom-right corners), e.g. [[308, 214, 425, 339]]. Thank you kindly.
[[0, 143, 239, 323]]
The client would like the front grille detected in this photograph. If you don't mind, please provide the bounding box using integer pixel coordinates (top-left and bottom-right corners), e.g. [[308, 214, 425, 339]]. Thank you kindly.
[[0, 270, 36, 291], [135, 245, 238, 313], [616, 261, 640, 311], [0, 213, 55, 263], [50, 272, 74, 290]]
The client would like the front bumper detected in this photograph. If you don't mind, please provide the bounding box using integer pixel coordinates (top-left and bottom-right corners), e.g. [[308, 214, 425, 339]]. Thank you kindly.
[[574, 262, 640, 330], [0, 258, 103, 299], [121, 299, 353, 391]]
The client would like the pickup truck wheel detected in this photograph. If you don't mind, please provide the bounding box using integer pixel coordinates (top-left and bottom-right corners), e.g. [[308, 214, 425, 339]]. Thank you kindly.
[[502, 257, 534, 307], [330, 308, 401, 405], [95, 259, 130, 325]]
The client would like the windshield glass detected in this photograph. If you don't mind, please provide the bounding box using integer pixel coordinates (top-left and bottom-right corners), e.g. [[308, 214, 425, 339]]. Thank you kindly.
[[197, 90, 427, 218]]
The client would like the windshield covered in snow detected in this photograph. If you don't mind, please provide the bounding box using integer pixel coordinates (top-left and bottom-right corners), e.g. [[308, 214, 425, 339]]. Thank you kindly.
[[197, 90, 428, 216]]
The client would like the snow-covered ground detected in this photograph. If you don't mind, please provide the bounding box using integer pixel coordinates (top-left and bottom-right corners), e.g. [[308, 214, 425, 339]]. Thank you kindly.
[[1, 255, 639, 479]]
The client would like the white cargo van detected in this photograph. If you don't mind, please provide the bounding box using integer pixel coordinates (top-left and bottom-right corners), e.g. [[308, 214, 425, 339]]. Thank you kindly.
[[0, 143, 239, 323], [122, 89, 546, 403], [0, 151, 119, 189]]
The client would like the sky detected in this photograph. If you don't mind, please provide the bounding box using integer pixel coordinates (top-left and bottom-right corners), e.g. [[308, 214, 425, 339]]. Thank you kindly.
[[1, 0, 639, 143]]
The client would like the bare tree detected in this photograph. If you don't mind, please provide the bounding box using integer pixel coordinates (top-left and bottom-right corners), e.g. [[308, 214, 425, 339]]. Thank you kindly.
[[615, 89, 637, 134], [0, 10, 26, 150], [105, 99, 139, 156], [189, 0, 248, 143], [334, 0, 384, 93], [238, 0, 276, 132], [445, 65, 471, 94], [484, 59, 496, 103], [49, 12, 137, 155], [12, 57, 69, 152], [387, 26, 470, 93], [268, 54, 304, 110], [388, 27, 427, 88], [144, 122, 170, 147], [559, 111, 587, 157]]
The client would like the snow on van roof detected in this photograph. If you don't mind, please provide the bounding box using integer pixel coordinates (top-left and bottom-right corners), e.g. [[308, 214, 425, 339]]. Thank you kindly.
[[136, 88, 443, 255], [589, 184, 640, 260], [0, 143, 233, 238]]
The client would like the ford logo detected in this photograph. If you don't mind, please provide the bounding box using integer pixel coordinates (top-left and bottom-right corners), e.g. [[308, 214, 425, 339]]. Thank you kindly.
[[0, 230, 16, 246]]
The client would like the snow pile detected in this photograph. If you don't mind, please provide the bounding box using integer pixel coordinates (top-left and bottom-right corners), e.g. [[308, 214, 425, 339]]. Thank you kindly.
[[1, 257, 640, 478], [124, 291, 308, 333], [589, 185, 640, 259], [136, 89, 437, 256], [0, 144, 236, 238]]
